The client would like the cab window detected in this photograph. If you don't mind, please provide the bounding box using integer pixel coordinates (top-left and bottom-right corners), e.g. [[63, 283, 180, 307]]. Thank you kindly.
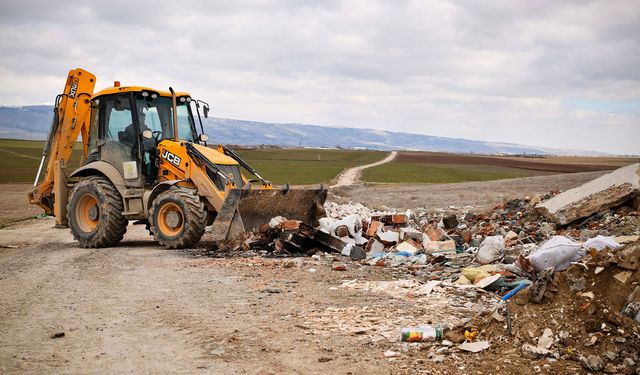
[[135, 95, 197, 143], [103, 95, 135, 146], [176, 104, 195, 142]]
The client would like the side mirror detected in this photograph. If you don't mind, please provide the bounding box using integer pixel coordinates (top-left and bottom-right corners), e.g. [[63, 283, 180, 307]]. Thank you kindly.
[[203, 105, 209, 118], [199, 134, 210, 142], [142, 130, 153, 139]]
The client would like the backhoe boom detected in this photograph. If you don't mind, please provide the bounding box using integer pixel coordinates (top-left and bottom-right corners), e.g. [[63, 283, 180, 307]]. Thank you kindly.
[[28, 68, 96, 226]]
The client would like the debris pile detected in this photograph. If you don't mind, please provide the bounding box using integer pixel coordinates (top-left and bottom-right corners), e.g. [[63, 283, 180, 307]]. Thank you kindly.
[[472, 238, 640, 373], [207, 163, 640, 372]]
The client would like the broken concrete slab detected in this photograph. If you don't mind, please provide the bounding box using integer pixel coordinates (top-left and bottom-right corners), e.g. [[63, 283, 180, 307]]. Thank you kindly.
[[616, 240, 640, 270], [521, 343, 551, 358], [378, 230, 400, 245], [537, 328, 554, 349], [614, 271, 632, 284], [475, 274, 502, 289], [425, 240, 456, 255], [400, 227, 423, 242], [417, 280, 442, 295], [282, 224, 365, 257], [537, 163, 640, 225], [459, 340, 490, 353]]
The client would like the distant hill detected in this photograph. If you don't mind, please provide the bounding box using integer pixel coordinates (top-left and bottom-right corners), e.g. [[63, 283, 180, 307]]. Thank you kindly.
[[0, 105, 53, 140], [0, 105, 607, 156]]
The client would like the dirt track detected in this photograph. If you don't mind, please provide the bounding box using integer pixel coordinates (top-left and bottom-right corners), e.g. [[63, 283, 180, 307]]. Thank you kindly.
[[0, 220, 396, 374], [332, 151, 397, 187]]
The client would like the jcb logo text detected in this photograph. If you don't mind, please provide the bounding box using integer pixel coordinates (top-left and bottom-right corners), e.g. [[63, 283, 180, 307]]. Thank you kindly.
[[161, 150, 181, 167]]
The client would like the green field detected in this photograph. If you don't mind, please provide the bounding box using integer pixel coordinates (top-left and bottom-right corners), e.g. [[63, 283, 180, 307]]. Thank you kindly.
[[0, 139, 385, 185], [361, 162, 527, 183], [0, 139, 84, 183], [236, 148, 385, 185]]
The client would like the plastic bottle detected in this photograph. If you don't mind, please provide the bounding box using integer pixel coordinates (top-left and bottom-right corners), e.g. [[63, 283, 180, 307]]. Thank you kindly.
[[400, 325, 443, 342]]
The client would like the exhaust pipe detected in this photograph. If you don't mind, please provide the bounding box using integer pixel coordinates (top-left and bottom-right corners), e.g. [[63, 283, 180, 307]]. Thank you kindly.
[[169, 87, 179, 141]]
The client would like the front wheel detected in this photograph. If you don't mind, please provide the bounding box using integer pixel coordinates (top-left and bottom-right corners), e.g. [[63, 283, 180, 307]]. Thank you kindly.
[[67, 176, 128, 248], [149, 188, 207, 249]]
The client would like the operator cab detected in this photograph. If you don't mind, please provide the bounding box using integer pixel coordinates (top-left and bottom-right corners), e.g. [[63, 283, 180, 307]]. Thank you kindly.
[[86, 85, 209, 187]]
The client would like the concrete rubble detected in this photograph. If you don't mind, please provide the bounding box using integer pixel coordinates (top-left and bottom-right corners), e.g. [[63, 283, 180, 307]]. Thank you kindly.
[[537, 163, 640, 225], [200, 169, 640, 373]]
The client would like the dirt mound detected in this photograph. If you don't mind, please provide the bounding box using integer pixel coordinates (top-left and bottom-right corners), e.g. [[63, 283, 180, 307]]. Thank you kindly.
[[470, 241, 640, 374]]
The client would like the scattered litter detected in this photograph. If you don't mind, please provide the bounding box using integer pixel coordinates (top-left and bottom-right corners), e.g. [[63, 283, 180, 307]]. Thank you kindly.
[[400, 325, 443, 342]]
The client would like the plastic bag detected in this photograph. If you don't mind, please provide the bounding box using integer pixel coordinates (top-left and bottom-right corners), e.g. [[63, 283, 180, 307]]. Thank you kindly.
[[476, 235, 505, 264], [527, 236, 586, 272], [584, 235, 620, 252]]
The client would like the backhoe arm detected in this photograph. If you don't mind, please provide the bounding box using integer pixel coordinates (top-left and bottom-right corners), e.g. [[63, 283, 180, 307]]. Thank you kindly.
[[28, 68, 96, 226], [220, 145, 272, 188]]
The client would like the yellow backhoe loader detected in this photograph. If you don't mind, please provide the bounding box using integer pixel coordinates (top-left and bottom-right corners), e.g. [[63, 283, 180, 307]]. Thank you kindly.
[[28, 68, 326, 248]]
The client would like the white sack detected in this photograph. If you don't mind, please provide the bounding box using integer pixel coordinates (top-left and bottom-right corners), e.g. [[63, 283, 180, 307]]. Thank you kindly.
[[334, 214, 362, 237], [318, 217, 338, 234], [584, 235, 620, 252], [527, 236, 586, 272], [477, 235, 505, 264]]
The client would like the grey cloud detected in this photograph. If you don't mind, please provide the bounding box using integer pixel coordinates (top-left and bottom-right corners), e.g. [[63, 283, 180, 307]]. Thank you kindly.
[[0, 0, 638, 154]]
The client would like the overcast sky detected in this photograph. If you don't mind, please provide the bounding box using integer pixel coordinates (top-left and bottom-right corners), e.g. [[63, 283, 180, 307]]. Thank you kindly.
[[1, 0, 638, 154]]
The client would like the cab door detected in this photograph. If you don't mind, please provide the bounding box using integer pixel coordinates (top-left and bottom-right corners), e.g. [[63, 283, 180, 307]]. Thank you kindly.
[[95, 94, 144, 188]]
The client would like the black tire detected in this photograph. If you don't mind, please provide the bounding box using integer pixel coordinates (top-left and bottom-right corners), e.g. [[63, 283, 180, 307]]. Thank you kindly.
[[67, 176, 128, 248], [149, 188, 206, 249]]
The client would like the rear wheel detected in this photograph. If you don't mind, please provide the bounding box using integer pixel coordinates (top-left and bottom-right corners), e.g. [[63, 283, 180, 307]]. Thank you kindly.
[[149, 188, 206, 249], [67, 176, 128, 248]]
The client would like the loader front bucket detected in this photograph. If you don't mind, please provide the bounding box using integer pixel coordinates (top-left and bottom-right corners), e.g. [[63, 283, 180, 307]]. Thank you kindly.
[[208, 186, 327, 242], [239, 186, 327, 232]]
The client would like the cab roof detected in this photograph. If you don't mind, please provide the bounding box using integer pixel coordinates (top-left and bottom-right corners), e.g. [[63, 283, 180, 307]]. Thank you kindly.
[[91, 86, 190, 99]]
